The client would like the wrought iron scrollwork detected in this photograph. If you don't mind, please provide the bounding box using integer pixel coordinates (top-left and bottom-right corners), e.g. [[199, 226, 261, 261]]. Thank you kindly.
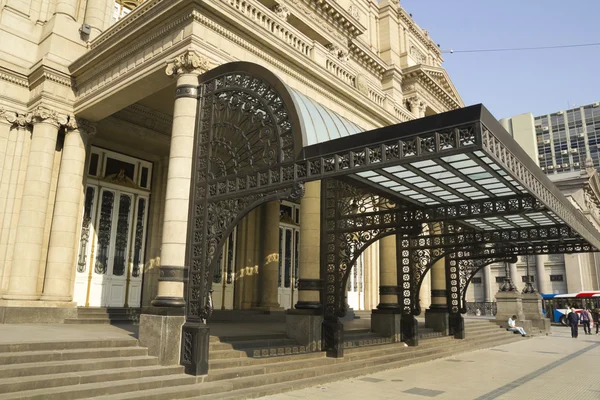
[[188, 71, 300, 323], [94, 191, 114, 275], [77, 186, 95, 273]]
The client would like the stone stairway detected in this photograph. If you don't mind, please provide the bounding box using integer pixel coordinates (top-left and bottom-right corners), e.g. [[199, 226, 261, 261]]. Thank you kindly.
[[64, 307, 141, 325], [0, 320, 525, 399]]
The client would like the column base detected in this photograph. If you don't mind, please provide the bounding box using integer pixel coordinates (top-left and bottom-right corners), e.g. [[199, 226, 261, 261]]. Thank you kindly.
[[151, 296, 185, 307], [139, 307, 185, 366], [401, 314, 419, 346], [322, 318, 344, 358], [39, 294, 72, 302], [371, 310, 401, 342], [180, 321, 210, 376], [521, 292, 551, 334], [286, 309, 323, 351], [2, 293, 40, 301], [494, 290, 525, 327], [295, 301, 322, 310], [425, 307, 449, 335], [0, 300, 77, 323], [449, 313, 465, 339]]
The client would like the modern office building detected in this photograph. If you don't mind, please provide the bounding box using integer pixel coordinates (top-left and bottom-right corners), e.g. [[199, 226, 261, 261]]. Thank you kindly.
[[465, 104, 600, 308]]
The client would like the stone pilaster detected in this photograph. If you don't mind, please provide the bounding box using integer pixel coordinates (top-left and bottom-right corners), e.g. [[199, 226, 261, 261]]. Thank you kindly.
[[4, 107, 67, 300], [41, 118, 96, 302], [257, 201, 281, 310], [152, 51, 209, 308]]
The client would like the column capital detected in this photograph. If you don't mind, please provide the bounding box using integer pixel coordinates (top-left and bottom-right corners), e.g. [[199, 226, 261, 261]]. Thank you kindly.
[[165, 50, 211, 77], [0, 106, 29, 128], [27, 106, 68, 128], [66, 116, 97, 136]]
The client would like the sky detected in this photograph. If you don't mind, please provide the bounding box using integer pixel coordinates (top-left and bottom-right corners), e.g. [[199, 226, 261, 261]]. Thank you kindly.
[[401, 0, 600, 119]]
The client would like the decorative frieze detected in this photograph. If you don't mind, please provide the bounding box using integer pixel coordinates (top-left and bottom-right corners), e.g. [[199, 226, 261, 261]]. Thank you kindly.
[[165, 50, 211, 76], [272, 4, 290, 20]]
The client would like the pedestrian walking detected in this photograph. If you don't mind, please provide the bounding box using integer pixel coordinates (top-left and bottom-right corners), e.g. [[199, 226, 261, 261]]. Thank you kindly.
[[567, 307, 580, 338], [592, 308, 600, 335], [580, 307, 592, 335]]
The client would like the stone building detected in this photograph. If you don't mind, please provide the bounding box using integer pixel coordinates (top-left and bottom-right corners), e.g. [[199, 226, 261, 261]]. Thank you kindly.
[[0, 0, 464, 322]]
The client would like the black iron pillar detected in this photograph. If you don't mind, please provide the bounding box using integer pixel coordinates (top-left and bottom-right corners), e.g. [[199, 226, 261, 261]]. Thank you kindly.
[[180, 321, 210, 375], [396, 234, 419, 346], [449, 313, 465, 339], [499, 261, 517, 292], [522, 253, 536, 294], [446, 253, 463, 339], [322, 318, 344, 357]]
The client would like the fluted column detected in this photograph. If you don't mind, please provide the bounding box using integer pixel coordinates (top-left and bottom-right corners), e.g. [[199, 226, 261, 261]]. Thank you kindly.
[[509, 262, 520, 291], [55, 0, 78, 20], [83, 0, 107, 38], [296, 181, 321, 310], [483, 264, 492, 302], [258, 201, 281, 310], [4, 107, 67, 300], [152, 51, 210, 307], [535, 255, 547, 293], [377, 235, 399, 310], [41, 118, 96, 301]]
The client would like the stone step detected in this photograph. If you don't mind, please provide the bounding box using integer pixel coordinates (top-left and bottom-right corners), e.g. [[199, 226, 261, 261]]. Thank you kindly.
[[64, 319, 111, 325], [0, 356, 158, 379], [209, 333, 287, 343], [0, 339, 138, 354], [209, 342, 313, 360], [77, 308, 141, 315], [209, 350, 323, 370], [191, 336, 523, 400], [93, 381, 232, 400], [0, 347, 147, 365], [0, 365, 183, 394], [209, 338, 298, 351], [0, 374, 196, 400]]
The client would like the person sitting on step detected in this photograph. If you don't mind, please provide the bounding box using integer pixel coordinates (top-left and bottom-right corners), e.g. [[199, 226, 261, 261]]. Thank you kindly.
[[507, 315, 526, 337]]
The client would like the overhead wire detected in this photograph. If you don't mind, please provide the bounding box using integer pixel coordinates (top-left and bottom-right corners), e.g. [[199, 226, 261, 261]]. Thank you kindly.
[[442, 42, 600, 54]]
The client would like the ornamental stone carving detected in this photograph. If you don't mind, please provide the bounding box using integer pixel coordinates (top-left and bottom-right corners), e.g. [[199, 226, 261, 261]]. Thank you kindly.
[[27, 106, 68, 127], [66, 116, 98, 136], [1, 107, 29, 127], [165, 50, 211, 77], [327, 44, 349, 62], [273, 4, 290, 20], [355, 74, 369, 96]]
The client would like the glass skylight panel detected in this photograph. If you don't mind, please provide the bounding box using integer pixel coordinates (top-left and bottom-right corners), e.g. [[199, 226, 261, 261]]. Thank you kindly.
[[411, 160, 437, 168], [441, 154, 470, 163], [367, 176, 388, 184], [440, 177, 464, 185], [391, 185, 408, 192], [483, 183, 508, 190], [380, 181, 399, 187], [478, 178, 501, 185], [469, 172, 493, 180], [431, 171, 455, 180], [421, 165, 446, 174], [418, 181, 436, 188], [450, 160, 477, 169], [474, 151, 485, 157], [404, 190, 418, 196], [460, 166, 486, 175], [405, 176, 426, 184], [451, 182, 471, 189], [357, 171, 378, 178], [394, 171, 415, 179], [383, 166, 406, 173]]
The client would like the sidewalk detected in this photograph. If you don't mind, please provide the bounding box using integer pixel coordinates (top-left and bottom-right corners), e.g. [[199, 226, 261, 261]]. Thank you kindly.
[[259, 326, 600, 400]]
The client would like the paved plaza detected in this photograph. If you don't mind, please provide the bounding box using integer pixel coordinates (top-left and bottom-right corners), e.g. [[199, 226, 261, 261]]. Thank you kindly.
[[260, 326, 600, 400]]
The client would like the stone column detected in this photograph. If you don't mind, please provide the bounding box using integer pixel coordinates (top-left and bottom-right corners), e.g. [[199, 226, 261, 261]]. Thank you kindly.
[[287, 181, 322, 351], [295, 181, 321, 309], [377, 235, 399, 309], [142, 51, 210, 369], [4, 107, 67, 300], [257, 201, 281, 310], [55, 0, 77, 19], [151, 51, 208, 308], [509, 262, 520, 291], [83, 0, 107, 38], [483, 264, 492, 302], [425, 223, 449, 334], [41, 118, 96, 301], [371, 234, 401, 342], [535, 255, 547, 294]]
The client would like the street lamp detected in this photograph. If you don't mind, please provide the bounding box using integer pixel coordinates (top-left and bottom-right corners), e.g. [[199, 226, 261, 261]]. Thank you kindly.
[[499, 261, 516, 292], [522, 250, 537, 294]]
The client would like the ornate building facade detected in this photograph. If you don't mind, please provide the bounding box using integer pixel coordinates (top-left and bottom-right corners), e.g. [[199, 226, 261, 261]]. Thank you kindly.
[[0, 0, 464, 322]]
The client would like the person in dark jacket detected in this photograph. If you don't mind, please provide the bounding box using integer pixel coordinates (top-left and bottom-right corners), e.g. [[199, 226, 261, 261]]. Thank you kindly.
[[592, 308, 600, 335], [567, 307, 580, 338]]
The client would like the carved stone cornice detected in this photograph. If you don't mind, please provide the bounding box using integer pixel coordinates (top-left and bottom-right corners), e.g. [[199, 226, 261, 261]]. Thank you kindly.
[[403, 67, 462, 112], [348, 39, 388, 77], [398, 8, 442, 58], [165, 50, 211, 77], [0, 67, 29, 88], [66, 117, 97, 136], [27, 106, 68, 128]]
